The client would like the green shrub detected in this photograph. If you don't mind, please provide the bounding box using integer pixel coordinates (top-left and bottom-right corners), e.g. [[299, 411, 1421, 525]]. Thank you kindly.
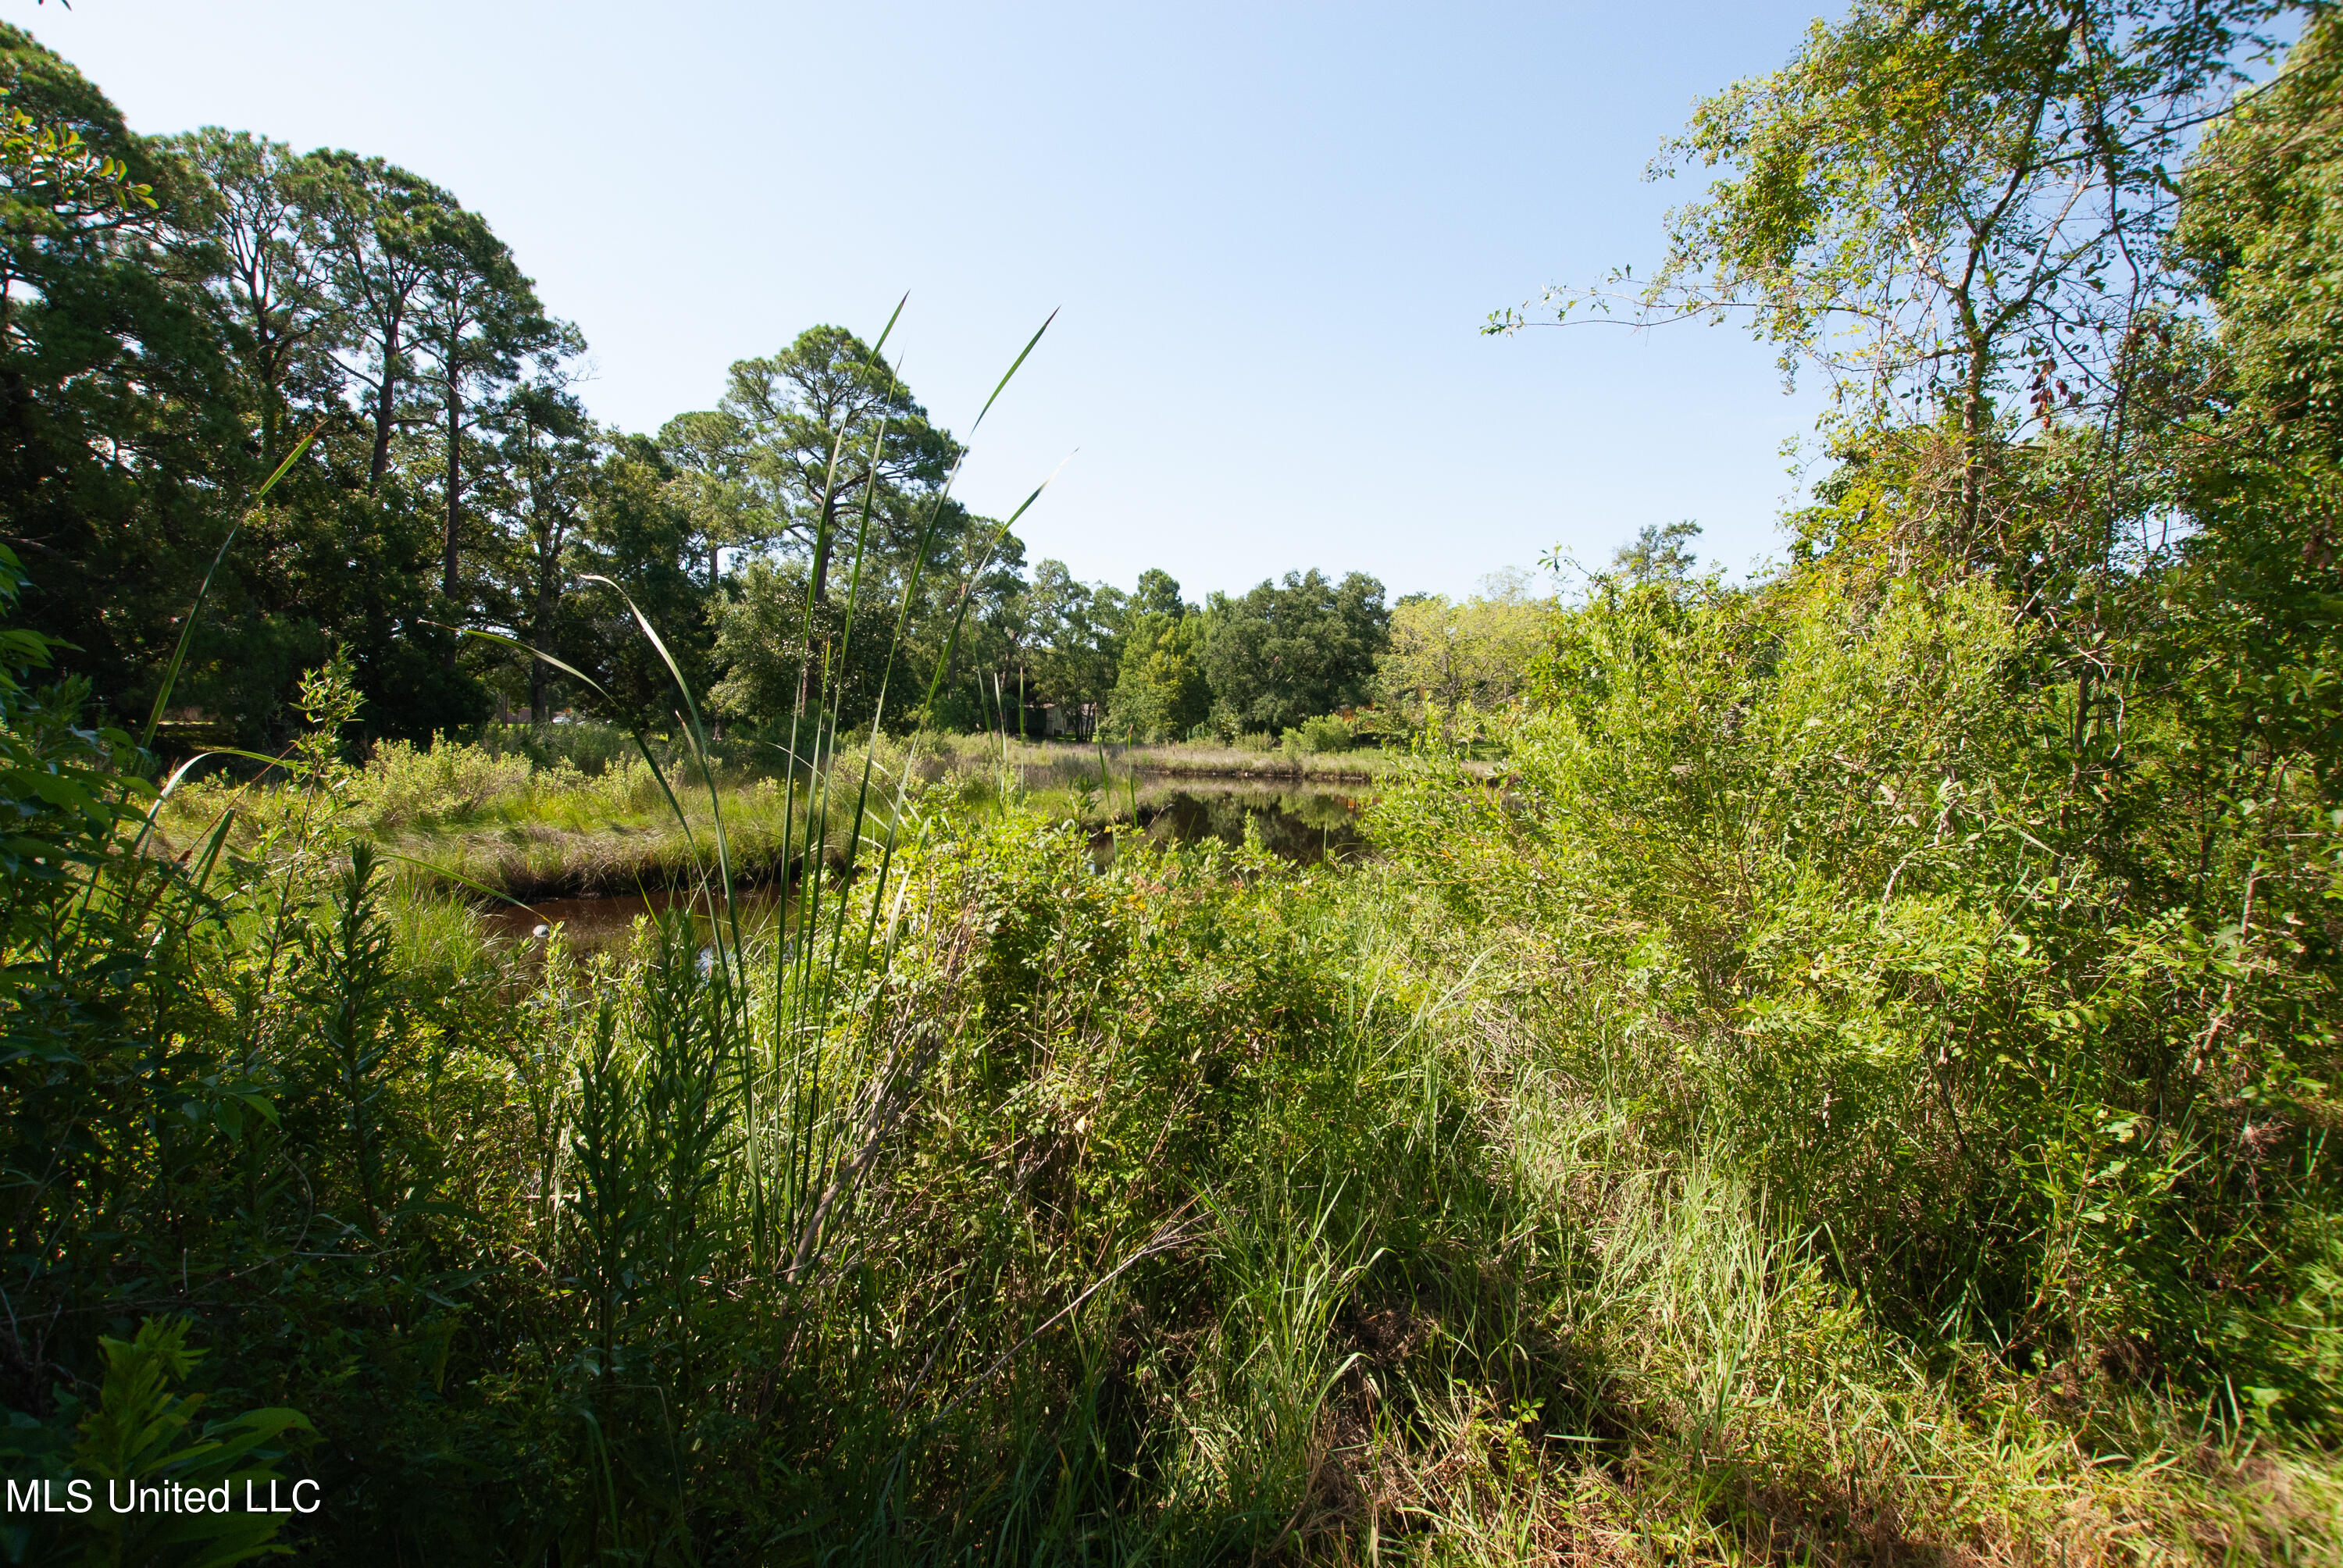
[[1372, 568, 2343, 1422], [1286, 713, 1353, 754], [358, 733, 532, 825], [9, 533, 2343, 1558], [471, 716, 636, 776]]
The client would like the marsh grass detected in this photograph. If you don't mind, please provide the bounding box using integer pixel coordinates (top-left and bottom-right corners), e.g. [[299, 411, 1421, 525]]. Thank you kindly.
[[16, 690, 2343, 1564], [12, 352, 2343, 1566], [914, 732, 1441, 785], [227, 761, 872, 901], [133, 707, 2343, 1564], [160, 728, 1407, 903]]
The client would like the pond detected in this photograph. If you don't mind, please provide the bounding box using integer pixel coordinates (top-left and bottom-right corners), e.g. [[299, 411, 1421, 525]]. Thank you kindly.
[[477, 779, 1369, 950], [1114, 782, 1369, 866], [477, 885, 786, 951]]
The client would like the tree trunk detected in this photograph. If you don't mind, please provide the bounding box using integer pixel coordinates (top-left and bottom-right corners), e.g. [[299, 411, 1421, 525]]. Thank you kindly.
[[368, 309, 402, 493], [808, 500, 835, 607], [532, 531, 558, 721], [1958, 331, 1989, 558], [252, 287, 285, 474], [800, 499, 839, 718], [441, 380, 462, 672], [442, 385, 462, 602]]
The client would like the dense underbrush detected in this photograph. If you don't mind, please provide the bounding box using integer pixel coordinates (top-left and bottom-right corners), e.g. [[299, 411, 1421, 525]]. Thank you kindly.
[[9, 554, 2343, 1563], [1370, 565, 2343, 1556], [13, 0, 2343, 1552]]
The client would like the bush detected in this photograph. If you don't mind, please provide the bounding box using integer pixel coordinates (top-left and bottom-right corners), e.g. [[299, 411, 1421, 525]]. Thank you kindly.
[[1371, 568, 2343, 1421], [1285, 713, 1353, 754], [358, 734, 532, 825], [472, 717, 634, 775], [14, 561, 2343, 1559]]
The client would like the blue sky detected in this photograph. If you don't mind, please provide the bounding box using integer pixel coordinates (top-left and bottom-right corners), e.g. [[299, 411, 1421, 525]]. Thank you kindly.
[[9, 0, 1839, 600]]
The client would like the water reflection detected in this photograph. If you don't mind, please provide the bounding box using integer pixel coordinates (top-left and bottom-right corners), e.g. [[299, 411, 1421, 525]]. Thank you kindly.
[[479, 885, 784, 953], [478, 782, 1369, 947], [1120, 784, 1368, 866]]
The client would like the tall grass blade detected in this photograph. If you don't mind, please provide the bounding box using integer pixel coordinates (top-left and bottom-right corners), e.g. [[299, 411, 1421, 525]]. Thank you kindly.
[[577, 572, 743, 971], [141, 422, 322, 753]]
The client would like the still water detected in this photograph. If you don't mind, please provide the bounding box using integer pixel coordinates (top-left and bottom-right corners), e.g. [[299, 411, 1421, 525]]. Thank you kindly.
[[477, 885, 786, 951], [1119, 784, 1368, 865], [480, 782, 1367, 949]]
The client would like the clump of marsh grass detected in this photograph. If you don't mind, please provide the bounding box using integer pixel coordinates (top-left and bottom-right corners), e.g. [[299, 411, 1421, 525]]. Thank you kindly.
[[18, 342, 2343, 1566]]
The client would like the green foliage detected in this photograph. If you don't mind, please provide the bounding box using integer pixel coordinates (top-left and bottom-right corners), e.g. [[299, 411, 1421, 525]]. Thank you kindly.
[[1104, 604, 1210, 743], [565, 433, 717, 725], [0, 25, 251, 733], [2, 18, 1421, 756], [2181, 9, 2343, 456], [1610, 519, 1700, 583], [1013, 557, 1126, 718], [1284, 713, 1354, 754], [665, 323, 964, 606], [62, 1318, 311, 1568], [1129, 566, 1183, 619], [1376, 561, 2342, 1424], [12, 5, 2343, 1561], [1200, 568, 1390, 737], [0, 1317, 312, 1568], [1503, 0, 2281, 589], [2170, 12, 2343, 811], [12, 540, 2343, 1563], [0, 545, 129, 916], [708, 556, 896, 732], [1377, 570, 1557, 735]]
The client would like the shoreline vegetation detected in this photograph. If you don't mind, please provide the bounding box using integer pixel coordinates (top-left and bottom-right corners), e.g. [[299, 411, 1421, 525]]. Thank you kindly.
[[7, 3, 2343, 1563], [161, 727, 1443, 902], [54, 606, 2343, 1563]]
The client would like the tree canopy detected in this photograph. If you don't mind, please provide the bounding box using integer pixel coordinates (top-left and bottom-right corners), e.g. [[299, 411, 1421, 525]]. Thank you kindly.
[[0, 24, 1431, 752], [1200, 570, 1389, 736]]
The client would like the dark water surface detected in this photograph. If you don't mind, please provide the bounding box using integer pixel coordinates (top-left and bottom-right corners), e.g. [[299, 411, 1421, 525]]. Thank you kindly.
[[479, 886, 785, 950], [480, 779, 1367, 946], [1118, 783, 1369, 866]]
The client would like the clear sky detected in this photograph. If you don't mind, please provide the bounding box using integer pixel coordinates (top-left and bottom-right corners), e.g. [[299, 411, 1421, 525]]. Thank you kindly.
[[6, 0, 1840, 601]]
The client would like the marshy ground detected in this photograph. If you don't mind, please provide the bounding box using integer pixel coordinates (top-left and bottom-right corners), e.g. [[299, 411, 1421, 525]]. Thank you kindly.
[[112, 704, 2343, 1563]]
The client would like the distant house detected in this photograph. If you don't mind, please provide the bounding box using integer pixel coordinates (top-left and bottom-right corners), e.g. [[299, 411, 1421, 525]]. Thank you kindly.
[[151, 706, 233, 753], [1036, 703, 1099, 741]]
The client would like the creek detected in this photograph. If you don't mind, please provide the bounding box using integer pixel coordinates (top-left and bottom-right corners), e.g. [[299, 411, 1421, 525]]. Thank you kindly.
[[478, 777, 1369, 950]]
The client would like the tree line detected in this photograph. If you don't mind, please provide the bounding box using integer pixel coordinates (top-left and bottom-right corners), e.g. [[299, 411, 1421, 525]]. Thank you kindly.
[[0, 24, 1396, 751]]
